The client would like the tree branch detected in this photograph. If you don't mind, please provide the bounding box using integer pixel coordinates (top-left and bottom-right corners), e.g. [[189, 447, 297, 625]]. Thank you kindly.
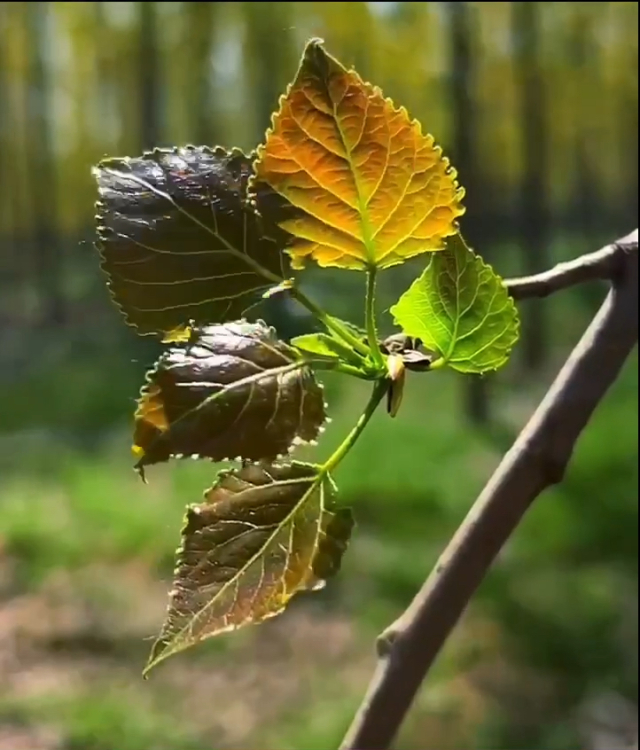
[[340, 230, 638, 750], [505, 229, 637, 299]]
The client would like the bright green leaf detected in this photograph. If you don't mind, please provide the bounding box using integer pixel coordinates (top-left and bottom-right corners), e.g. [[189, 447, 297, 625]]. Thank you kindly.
[[144, 461, 353, 674], [326, 317, 367, 340], [389, 233, 519, 374], [291, 333, 341, 360], [291, 332, 364, 367]]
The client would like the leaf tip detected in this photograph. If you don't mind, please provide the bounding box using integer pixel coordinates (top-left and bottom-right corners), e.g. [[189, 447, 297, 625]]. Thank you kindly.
[[142, 639, 168, 678], [134, 462, 148, 484], [302, 37, 326, 63], [299, 36, 343, 81], [306, 36, 325, 47]]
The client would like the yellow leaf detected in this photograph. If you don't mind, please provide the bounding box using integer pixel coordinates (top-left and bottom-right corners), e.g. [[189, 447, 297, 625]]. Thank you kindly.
[[252, 38, 465, 271], [161, 324, 194, 344]]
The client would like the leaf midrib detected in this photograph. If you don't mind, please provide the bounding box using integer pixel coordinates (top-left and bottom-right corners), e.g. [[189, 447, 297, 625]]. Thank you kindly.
[[147, 469, 328, 670], [100, 165, 284, 286], [329, 101, 378, 265]]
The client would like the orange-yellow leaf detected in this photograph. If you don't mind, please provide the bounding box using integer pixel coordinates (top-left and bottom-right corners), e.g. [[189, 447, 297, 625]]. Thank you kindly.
[[252, 38, 466, 271]]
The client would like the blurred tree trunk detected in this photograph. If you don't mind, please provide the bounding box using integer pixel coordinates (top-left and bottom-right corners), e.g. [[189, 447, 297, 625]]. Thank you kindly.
[[243, 1, 294, 143], [185, 1, 220, 146], [138, 1, 161, 150], [622, 1, 639, 226], [1, 3, 31, 316], [243, 2, 302, 338], [512, 1, 550, 371], [447, 1, 490, 426], [0, 2, 17, 279], [572, 7, 602, 240], [623, 46, 639, 229], [25, 1, 65, 326]]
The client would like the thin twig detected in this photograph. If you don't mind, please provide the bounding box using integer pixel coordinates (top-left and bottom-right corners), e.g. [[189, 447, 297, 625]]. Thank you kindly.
[[340, 230, 638, 750], [505, 230, 637, 299]]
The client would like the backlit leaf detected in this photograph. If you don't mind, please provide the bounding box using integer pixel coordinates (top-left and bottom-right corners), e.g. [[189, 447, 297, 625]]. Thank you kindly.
[[291, 332, 364, 366], [261, 278, 295, 299], [133, 320, 326, 474], [252, 38, 465, 271], [390, 233, 520, 374], [161, 324, 194, 344], [326, 316, 367, 343], [145, 461, 353, 673], [94, 146, 294, 336], [291, 333, 341, 359]]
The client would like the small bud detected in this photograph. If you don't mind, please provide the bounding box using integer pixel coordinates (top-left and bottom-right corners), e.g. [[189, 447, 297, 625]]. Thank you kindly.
[[386, 353, 406, 418]]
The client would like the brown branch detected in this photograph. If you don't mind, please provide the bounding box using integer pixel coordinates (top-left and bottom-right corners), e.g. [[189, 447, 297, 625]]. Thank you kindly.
[[340, 230, 638, 750], [505, 230, 637, 299]]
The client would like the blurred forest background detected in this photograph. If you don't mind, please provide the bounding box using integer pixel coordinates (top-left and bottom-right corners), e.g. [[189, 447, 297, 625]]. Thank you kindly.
[[0, 2, 637, 749]]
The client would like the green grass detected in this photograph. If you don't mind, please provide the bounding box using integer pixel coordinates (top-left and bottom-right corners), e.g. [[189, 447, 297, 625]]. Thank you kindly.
[[0, 344, 636, 750], [0, 691, 204, 750], [0, 367, 493, 589]]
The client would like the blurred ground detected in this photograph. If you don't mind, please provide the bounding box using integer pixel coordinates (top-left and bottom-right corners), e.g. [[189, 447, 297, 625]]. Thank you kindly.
[[1, 359, 637, 749]]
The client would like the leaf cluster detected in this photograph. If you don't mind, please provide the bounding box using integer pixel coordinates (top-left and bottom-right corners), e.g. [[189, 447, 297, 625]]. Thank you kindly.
[[92, 38, 520, 673]]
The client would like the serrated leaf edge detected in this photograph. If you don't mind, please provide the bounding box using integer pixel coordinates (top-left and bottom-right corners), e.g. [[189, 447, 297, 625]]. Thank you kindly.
[[132, 320, 329, 476], [93, 144, 290, 337], [144, 460, 335, 675], [391, 238, 521, 374], [247, 38, 466, 270]]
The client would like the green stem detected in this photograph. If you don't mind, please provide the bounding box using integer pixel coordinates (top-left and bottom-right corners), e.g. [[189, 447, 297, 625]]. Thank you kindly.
[[207, 218, 368, 358], [290, 285, 370, 357], [308, 358, 374, 380], [321, 379, 388, 474], [428, 357, 446, 371], [365, 266, 384, 367]]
